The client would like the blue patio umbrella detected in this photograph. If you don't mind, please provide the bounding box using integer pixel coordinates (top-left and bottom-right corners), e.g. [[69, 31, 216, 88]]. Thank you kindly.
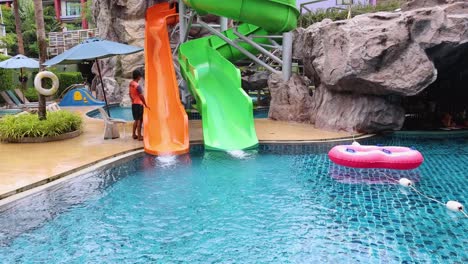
[[0, 54, 40, 102], [0, 54, 40, 69], [44, 38, 143, 116]]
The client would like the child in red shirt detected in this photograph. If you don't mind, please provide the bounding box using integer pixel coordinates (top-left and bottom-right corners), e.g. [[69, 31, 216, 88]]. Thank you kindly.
[[129, 70, 149, 140]]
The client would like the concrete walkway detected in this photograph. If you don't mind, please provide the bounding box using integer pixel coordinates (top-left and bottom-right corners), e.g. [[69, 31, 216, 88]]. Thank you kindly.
[[0, 107, 357, 199]]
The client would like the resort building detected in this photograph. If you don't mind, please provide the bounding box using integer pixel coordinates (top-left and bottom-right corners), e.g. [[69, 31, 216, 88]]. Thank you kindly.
[[48, 0, 88, 29], [0, 0, 12, 6]]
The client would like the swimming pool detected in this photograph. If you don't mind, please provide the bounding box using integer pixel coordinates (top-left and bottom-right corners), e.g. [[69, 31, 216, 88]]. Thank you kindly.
[[0, 136, 466, 262], [86, 105, 269, 121], [0, 109, 21, 117]]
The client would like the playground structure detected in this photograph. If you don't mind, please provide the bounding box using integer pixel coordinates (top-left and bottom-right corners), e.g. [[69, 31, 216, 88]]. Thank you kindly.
[[144, 0, 299, 155], [59, 85, 105, 107], [144, 4, 189, 156]]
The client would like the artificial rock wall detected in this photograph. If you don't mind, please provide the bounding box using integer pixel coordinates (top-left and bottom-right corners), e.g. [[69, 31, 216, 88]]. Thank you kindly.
[[270, 1, 468, 132]]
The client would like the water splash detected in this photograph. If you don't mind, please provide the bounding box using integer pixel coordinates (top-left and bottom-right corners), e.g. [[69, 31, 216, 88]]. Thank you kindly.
[[156, 155, 177, 167], [227, 150, 251, 159]]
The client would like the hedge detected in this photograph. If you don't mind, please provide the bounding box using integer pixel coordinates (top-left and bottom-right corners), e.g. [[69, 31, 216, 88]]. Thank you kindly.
[[23, 87, 39, 102], [56, 72, 84, 96], [0, 54, 14, 91]]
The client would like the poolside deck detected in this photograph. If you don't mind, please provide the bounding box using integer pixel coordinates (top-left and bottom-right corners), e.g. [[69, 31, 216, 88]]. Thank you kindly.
[[0, 106, 359, 199]]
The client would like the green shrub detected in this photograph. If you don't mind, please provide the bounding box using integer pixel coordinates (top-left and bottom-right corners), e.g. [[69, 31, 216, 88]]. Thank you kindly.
[[299, 1, 402, 27], [23, 87, 39, 102], [0, 110, 83, 140], [0, 54, 14, 91], [56, 72, 84, 96]]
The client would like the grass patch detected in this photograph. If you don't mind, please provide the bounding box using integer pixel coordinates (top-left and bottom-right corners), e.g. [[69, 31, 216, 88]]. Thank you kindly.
[[0, 110, 83, 140]]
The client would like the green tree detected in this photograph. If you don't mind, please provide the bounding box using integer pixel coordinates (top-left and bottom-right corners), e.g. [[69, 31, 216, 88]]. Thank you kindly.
[[0, 0, 60, 57], [0, 5, 17, 53], [13, 0, 25, 54], [33, 0, 48, 120], [83, 0, 95, 28]]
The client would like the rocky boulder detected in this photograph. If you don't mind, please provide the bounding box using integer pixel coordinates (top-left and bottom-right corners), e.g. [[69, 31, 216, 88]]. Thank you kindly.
[[242, 71, 270, 91], [94, 76, 120, 104], [310, 86, 405, 133], [283, 2, 468, 132], [268, 74, 314, 123]]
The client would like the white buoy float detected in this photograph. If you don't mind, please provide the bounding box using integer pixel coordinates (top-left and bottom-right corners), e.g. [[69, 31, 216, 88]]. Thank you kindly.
[[34, 71, 59, 96], [381, 173, 467, 218], [446, 201, 464, 212], [398, 178, 413, 187]]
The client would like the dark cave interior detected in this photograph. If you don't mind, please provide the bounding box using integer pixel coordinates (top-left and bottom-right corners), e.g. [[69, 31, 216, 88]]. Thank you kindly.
[[402, 42, 468, 130]]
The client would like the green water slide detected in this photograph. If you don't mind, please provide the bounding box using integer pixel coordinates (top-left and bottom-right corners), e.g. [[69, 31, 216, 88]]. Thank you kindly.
[[179, 0, 299, 151]]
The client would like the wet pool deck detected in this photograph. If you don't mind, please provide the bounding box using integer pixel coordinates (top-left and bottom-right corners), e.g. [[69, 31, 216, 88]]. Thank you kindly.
[[0, 106, 364, 199]]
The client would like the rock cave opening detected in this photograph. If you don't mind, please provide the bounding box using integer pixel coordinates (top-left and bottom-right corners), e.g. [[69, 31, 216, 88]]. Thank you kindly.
[[402, 42, 468, 130]]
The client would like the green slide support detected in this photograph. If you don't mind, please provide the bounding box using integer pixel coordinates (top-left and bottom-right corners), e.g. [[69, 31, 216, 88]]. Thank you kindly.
[[179, 0, 299, 151]]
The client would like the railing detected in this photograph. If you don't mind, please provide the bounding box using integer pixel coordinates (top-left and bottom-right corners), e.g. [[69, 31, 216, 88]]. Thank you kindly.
[[299, 0, 372, 14], [47, 28, 99, 57], [299, 0, 377, 27], [299, 0, 329, 14], [60, 15, 81, 21]]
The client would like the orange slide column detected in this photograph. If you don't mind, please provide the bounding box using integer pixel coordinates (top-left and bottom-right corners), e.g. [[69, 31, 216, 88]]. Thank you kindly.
[[143, 3, 189, 155]]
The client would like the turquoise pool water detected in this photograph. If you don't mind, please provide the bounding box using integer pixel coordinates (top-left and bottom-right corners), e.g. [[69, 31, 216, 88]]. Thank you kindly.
[[0, 109, 21, 117], [87, 106, 269, 121], [0, 136, 467, 262], [87, 106, 134, 121]]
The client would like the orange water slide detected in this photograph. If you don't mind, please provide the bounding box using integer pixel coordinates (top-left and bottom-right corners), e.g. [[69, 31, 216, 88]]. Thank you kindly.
[[143, 3, 189, 155]]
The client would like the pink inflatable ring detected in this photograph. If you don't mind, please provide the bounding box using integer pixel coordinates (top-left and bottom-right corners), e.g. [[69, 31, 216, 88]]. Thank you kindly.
[[328, 144, 424, 170]]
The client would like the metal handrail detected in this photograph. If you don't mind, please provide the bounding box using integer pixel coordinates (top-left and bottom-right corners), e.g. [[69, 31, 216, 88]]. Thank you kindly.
[[299, 0, 328, 14], [299, 0, 328, 27], [299, 0, 360, 26]]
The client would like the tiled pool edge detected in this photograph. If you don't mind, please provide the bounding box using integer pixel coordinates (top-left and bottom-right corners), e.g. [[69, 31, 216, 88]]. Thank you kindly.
[[0, 148, 144, 203]]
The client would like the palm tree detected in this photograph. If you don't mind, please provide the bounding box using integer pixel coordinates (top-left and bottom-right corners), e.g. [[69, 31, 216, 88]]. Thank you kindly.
[[33, 0, 47, 120], [13, 0, 24, 55]]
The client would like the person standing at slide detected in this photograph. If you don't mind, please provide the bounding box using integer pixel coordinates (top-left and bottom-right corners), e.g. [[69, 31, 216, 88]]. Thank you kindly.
[[129, 69, 149, 140]]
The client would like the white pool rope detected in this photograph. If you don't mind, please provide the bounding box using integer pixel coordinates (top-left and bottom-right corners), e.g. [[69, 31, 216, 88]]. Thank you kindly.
[[348, 140, 466, 218], [462, 210, 468, 218], [408, 185, 445, 206], [378, 171, 467, 218]]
